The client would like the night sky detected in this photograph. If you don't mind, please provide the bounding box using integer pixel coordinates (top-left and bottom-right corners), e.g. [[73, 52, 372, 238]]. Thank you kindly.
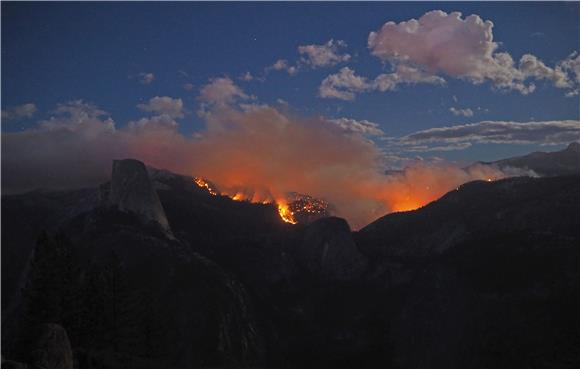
[[2, 2, 579, 165]]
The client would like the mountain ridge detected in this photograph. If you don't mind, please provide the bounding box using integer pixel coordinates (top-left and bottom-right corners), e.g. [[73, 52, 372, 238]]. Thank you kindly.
[[2, 150, 580, 368]]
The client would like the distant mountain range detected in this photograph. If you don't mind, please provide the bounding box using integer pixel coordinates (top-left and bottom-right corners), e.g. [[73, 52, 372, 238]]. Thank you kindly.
[[2, 145, 579, 369], [480, 141, 580, 176]]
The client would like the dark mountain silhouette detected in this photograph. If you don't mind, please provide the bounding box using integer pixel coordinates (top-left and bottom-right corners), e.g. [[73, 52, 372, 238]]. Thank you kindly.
[[356, 174, 580, 258], [478, 141, 580, 176], [354, 174, 580, 368], [2, 154, 580, 368]]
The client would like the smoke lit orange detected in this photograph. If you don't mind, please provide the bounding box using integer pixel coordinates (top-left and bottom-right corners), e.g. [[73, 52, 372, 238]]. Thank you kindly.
[[193, 177, 297, 224]]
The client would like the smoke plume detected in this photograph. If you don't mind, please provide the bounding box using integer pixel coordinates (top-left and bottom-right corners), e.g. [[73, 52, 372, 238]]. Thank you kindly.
[[2, 99, 509, 229]]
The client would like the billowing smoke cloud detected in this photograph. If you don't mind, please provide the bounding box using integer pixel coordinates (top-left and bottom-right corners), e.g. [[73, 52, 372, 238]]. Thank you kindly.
[[3, 90, 514, 229]]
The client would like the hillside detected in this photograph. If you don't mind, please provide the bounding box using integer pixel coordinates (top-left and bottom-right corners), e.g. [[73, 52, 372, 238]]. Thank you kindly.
[[2, 160, 579, 368]]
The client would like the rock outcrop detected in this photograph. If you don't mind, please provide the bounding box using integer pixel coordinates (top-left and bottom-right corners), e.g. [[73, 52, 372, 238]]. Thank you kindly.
[[110, 159, 171, 234], [29, 324, 73, 369], [294, 217, 366, 280]]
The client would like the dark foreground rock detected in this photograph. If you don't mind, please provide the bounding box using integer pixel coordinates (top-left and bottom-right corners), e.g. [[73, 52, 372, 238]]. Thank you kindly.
[[29, 324, 73, 369]]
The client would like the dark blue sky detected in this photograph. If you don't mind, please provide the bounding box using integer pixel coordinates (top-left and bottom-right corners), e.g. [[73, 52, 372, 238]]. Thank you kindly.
[[2, 2, 579, 162]]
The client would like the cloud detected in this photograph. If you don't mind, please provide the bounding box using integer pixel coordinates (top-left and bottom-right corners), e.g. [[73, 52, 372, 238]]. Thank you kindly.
[[298, 39, 351, 68], [137, 96, 184, 118], [198, 77, 250, 107], [449, 107, 474, 117], [267, 59, 298, 76], [39, 100, 114, 134], [239, 71, 254, 81], [128, 114, 179, 131], [138, 72, 155, 85], [565, 89, 579, 98], [403, 142, 473, 152], [519, 54, 571, 88], [401, 120, 580, 148], [373, 64, 445, 92], [1, 103, 37, 121], [330, 118, 385, 136], [183, 83, 194, 91], [559, 52, 580, 83], [368, 10, 577, 94], [319, 65, 445, 100], [319, 67, 372, 100]]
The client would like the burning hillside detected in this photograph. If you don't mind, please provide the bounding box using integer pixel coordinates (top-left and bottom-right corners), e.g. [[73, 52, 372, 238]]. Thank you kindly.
[[193, 177, 330, 224], [286, 192, 330, 224]]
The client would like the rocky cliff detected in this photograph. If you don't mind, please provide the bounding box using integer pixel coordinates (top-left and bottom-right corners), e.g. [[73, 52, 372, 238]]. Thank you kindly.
[[109, 159, 171, 234]]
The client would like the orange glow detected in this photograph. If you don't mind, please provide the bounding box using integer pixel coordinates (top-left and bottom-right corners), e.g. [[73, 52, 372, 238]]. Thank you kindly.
[[126, 104, 513, 229], [390, 198, 424, 213], [194, 177, 218, 196], [277, 202, 297, 224], [192, 157, 506, 229], [193, 177, 297, 224]]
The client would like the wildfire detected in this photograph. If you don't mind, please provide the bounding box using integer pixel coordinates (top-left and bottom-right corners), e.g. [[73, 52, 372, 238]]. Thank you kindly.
[[193, 177, 299, 224], [193, 177, 218, 196], [391, 199, 423, 213], [277, 203, 297, 224]]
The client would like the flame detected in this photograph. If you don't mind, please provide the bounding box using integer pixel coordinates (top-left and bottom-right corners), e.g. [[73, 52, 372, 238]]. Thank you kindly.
[[193, 177, 297, 224], [194, 177, 218, 195], [193, 160, 504, 228], [277, 202, 297, 224]]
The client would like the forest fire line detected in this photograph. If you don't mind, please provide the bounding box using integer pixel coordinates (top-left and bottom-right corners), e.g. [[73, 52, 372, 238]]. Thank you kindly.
[[193, 177, 298, 224], [193, 174, 500, 226], [193, 178, 218, 196]]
